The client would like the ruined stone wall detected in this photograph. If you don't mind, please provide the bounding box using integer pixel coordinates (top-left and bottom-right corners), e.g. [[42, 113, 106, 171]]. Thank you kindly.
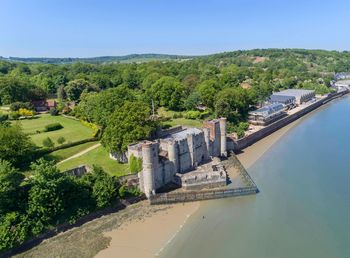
[[177, 138, 192, 173], [153, 159, 174, 189]]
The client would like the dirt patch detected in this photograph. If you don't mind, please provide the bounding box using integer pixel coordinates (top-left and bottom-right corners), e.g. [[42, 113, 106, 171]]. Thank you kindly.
[[252, 56, 268, 63]]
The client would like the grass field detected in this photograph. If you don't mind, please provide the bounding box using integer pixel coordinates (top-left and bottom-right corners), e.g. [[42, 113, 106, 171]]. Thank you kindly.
[[163, 118, 203, 128], [0, 105, 10, 114], [57, 145, 130, 177], [15, 114, 94, 147], [47, 141, 99, 162], [157, 107, 203, 128]]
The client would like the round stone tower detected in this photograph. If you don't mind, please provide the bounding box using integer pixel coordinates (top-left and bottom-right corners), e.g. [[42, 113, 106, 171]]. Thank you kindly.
[[203, 127, 211, 158], [219, 117, 227, 157], [168, 139, 179, 174], [141, 142, 156, 198]]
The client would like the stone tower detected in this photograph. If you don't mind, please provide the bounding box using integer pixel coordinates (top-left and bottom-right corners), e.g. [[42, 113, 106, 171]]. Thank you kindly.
[[203, 127, 211, 159], [219, 117, 227, 157], [141, 141, 158, 198], [168, 139, 179, 174]]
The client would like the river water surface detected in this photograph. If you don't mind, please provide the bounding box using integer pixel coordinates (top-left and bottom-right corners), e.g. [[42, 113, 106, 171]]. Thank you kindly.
[[160, 96, 350, 258]]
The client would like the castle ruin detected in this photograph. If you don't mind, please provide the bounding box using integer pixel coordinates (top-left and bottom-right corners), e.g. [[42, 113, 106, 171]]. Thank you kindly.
[[128, 118, 228, 198]]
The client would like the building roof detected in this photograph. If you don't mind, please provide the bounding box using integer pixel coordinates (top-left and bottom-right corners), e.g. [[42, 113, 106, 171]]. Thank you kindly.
[[273, 89, 315, 98], [249, 103, 285, 117], [163, 127, 203, 141], [46, 99, 56, 107], [269, 94, 296, 103]]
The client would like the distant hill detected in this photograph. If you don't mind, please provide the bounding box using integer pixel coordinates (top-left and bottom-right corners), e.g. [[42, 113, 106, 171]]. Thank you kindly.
[[0, 53, 194, 64]]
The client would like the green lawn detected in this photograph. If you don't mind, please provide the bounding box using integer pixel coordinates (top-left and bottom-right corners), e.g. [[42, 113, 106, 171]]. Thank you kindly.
[[57, 145, 130, 177], [163, 118, 203, 128], [0, 105, 10, 114], [47, 141, 99, 162], [157, 107, 203, 128], [15, 114, 94, 147]]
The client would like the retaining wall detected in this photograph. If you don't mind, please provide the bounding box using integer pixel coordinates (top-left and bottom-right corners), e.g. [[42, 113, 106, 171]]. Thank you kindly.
[[232, 91, 349, 151], [149, 186, 258, 204], [149, 153, 258, 204]]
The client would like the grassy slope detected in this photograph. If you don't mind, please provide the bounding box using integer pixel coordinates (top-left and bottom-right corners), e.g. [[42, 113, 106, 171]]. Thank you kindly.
[[57, 145, 130, 177], [16, 114, 93, 146], [47, 141, 99, 162]]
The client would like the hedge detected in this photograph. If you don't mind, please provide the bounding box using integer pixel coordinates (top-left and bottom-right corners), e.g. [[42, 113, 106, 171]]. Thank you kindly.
[[35, 137, 100, 157], [44, 123, 63, 132]]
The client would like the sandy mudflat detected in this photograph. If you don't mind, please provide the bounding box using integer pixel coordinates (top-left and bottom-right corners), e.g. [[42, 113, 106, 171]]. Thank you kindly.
[[94, 121, 300, 258], [16, 118, 300, 258], [95, 202, 199, 258], [237, 120, 299, 168]]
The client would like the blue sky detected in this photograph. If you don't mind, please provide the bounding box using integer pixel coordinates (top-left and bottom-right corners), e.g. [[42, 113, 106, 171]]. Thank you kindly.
[[0, 0, 349, 57]]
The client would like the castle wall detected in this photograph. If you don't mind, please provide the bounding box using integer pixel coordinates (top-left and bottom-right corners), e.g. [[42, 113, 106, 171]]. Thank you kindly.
[[177, 138, 192, 173], [137, 118, 228, 197]]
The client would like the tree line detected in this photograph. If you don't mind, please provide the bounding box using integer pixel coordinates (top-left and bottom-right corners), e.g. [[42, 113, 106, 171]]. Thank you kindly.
[[0, 49, 347, 252]]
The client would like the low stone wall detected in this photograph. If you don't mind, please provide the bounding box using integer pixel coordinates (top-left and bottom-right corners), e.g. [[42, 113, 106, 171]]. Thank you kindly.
[[117, 174, 139, 186], [149, 153, 258, 204], [64, 165, 91, 177], [149, 186, 258, 204], [232, 91, 349, 151]]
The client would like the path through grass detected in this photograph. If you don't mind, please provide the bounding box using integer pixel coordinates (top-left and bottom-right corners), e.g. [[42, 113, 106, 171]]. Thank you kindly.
[[57, 145, 130, 177], [16, 114, 94, 147]]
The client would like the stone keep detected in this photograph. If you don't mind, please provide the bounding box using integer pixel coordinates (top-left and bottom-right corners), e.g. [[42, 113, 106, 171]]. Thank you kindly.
[[130, 118, 227, 198]]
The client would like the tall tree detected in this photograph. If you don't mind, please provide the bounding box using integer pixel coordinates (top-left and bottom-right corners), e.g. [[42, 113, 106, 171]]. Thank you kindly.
[[148, 76, 186, 110], [0, 123, 35, 168], [64, 79, 98, 101], [0, 160, 24, 214], [101, 101, 159, 160]]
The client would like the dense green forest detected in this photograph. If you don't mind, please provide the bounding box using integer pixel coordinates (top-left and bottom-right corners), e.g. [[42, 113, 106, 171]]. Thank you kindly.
[[0, 49, 346, 129], [1, 48, 350, 252], [0, 53, 192, 64]]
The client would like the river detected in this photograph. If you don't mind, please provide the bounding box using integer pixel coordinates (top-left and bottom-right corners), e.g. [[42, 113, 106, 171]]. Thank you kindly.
[[160, 96, 350, 258]]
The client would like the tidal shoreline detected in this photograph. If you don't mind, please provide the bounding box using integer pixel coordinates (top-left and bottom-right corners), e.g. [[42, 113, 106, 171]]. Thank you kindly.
[[16, 97, 345, 258], [93, 117, 302, 258]]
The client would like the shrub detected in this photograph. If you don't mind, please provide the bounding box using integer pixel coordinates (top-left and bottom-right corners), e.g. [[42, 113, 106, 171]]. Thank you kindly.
[[18, 108, 35, 117], [172, 112, 183, 119], [0, 112, 8, 122], [42, 137, 55, 148], [238, 122, 249, 131], [236, 128, 245, 139], [80, 120, 100, 137], [10, 102, 34, 111], [49, 107, 59, 116], [199, 110, 211, 119], [44, 123, 63, 132], [129, 154, 142, 173], [118, 185, 142, 199], [9, 111, 20, 120], [184, 110, 201, 120], [234, 122, 249, 139], [57, 136, 66, 145], [62, 106, 72, 114], [0, 212, 30, 251]]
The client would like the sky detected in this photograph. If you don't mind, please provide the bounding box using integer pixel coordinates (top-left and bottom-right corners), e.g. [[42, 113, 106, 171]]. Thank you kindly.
[[0, 0, 349, 57]]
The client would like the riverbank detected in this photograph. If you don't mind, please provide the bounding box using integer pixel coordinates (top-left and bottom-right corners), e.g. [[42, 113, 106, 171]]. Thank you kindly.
[[158, 94, 350, 258], [13, 201, 199, 258], [96, 202, 199, 258], [237, 119, 299, 168]]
